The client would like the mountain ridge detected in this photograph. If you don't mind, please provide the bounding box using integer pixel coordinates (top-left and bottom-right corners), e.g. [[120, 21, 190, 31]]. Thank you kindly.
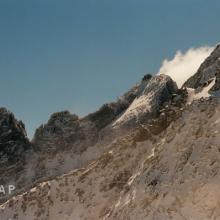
[[1, 44, 220, 219], [0, 74, 183, 204]]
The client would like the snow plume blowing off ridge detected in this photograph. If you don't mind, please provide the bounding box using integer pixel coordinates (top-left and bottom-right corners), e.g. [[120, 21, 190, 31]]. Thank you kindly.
[[158, 46, 214, 87]]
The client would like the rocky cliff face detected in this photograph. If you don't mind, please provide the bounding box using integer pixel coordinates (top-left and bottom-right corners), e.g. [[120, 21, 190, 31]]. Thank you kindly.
[[0, 108, 30, 164], [0, 108, 32, 202], [184, 44, 220, 93]]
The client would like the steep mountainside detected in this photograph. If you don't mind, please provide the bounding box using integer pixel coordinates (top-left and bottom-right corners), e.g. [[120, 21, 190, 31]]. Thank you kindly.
[[1, 44, 220, 220], [1, 98, 219, 220], [0, 74, 180, 204]]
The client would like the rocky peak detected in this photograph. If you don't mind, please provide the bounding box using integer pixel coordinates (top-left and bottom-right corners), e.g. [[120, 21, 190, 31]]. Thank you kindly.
[[142, 73, 152, 81], [143, 74, 178, 111], [0, 108, 32, 203], [113, 74, 179, 128], [85, 75, 153, 131], [0, 108, 30, 164], [183, 44, 220, 93], [34, 111, 79, 138], [32, 110, 84, 153]]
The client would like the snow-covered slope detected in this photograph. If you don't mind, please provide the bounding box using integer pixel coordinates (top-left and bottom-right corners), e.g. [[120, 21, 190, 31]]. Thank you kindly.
[[187, 77, 216, 104], [1, 98, 220, 220]]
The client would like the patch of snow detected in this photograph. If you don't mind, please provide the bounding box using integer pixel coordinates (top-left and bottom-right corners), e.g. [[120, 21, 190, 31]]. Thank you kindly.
[[147, 147, 155, 159], [214, 119, 220, 124], [113, 92, 153, 127], [128, 162, 144, 186], [187, 77, 216, 104], [123, 189, 136, 207]]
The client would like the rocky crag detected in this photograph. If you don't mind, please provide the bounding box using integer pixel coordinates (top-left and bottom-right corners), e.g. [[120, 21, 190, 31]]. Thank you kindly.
[[184, 44, 220, 93]]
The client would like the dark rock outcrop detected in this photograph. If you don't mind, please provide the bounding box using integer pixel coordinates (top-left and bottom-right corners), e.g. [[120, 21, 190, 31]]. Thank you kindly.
[[33, 111, 86, 153], [142, 74, 152, 81], [142, 74, 178, 112], [183, 44, 220, 93], [0, 108, 30, 165], [0, 108, 32, 202]]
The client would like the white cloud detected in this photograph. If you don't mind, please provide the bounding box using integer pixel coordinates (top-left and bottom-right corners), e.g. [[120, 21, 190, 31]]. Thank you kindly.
[[158, 46, 214, 87]]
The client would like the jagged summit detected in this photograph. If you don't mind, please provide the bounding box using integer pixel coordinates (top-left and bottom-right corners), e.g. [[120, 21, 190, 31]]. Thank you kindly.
[[0, 108, 32, 202], [0, 107, 30, 163], [33, 73, 177, 144], [85, 74, 153, 130], [183, 44, 220, 93], [113, 74, 178, 127], [34, 111, 79, 139], [32, 73, 153, 153]]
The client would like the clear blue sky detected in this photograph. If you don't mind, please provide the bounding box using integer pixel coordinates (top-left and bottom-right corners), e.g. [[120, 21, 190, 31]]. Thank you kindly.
[[0, 0, 220, 138]]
